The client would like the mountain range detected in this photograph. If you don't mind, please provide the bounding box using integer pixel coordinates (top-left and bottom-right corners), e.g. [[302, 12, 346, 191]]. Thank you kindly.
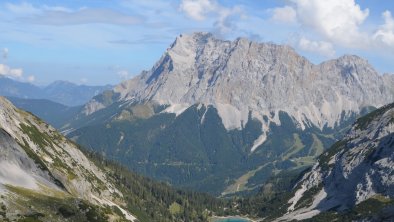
[[1, 96, 392, 221], [0, 77, 112, 106], [0, 96, 231, 221], [6, 97, 81, 128], [0, 32, 393, 221], [63, 32, 394, 195]]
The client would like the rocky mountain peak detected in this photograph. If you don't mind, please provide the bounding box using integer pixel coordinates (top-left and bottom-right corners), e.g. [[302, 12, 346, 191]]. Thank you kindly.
[[337, 54, 367, 63], [171, 32, 215, 47], [84, 32, 394, 152]]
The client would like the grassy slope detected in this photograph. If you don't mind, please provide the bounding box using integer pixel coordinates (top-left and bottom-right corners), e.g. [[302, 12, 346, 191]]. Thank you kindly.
[[1, 185, 123, 222]]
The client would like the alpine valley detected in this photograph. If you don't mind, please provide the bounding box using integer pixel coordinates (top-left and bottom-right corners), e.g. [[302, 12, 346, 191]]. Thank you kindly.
[[1, 32, 394, 222], [0, 96, 231, 221], [62, 32, 394, 196], [1, 95, 393, 221]]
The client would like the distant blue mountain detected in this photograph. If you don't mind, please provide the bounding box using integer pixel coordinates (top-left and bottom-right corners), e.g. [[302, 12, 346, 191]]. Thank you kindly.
[[7, 96, 82, 128], [0, 76, 112, 106]]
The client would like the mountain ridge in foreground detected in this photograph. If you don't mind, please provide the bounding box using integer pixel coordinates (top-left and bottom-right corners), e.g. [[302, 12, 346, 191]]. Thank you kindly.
[[0, 96, 230, 221], [237, 102, 394, 221], [284, 102, 394, 220], [0, 96, 137, 221]]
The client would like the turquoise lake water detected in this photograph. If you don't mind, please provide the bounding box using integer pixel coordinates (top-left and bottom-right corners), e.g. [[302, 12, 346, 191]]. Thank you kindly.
[[214, 218, 250, 222]]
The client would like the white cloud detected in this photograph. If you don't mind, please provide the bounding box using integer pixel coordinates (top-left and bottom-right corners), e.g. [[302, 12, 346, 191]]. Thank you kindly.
[[27, 8, 142, 26], [214, 6, 243, 34], [0, 64, 23, 78], [271, 6, 296, 23], [5, 2, 41, 15], [6, 2, 142, 26], [2, 48, 8, 59], [0, 63, 35, 82], [373, 11, 394, 48], [270, 0, 370, 49], [6, 2, 74, 15], [80, 77, 88, 83], [291, 0, 369, 47], [42, 5, 73, 13], [117, 70, 130, 80], [27, 75, 35, 83], [298, 37, 335, 57], [179, 0, 215, 21], [179, 0, 244, 35]]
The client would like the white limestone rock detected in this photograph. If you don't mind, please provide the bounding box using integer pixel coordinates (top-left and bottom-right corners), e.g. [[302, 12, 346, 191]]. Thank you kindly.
[[282, 103, 394, 220], [83, 32, 394, 152]]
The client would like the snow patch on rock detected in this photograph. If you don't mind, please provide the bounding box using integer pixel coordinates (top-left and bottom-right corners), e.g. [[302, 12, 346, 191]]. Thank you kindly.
[[162, 103, 190, 116]]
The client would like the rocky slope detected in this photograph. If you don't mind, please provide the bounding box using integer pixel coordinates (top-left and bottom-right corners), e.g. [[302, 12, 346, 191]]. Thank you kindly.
[[66, 32, 394, 195], [82, 32, 393, 150], [0, 96, 136, 221], [279, 102, 394, 221], [0, 96, 234, 222]]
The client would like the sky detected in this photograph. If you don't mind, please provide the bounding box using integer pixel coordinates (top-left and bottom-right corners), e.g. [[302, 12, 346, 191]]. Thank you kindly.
[[0, 0, 394, 86]]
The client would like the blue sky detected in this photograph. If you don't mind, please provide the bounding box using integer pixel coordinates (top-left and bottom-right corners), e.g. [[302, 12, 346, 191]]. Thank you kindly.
[[0, 0, 394, 85]]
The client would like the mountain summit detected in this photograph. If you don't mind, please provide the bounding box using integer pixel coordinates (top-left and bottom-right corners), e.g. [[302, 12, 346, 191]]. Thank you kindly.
[[84, 32, 394, 151], [68, 33, 394, 194]]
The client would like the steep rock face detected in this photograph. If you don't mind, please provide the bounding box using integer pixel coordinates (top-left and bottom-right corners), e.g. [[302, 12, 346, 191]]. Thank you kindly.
[[282, 103, 394, 220], [83, 32, 394, 151], [68, 33, 394, 195], [0, 129, 57, 191], [0, 96, 136, 221]]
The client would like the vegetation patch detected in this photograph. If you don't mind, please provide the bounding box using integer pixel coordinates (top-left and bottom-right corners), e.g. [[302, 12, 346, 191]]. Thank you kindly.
[[282, 134, 305, 160], [294, 185, 322, 210], [355, 103, 394, 130], [5, 185, 115, 222], [83, 149, 234, 222], [318, 139, 347, 171], [169, 202, 183, 215], [19, 123, 52, 149]]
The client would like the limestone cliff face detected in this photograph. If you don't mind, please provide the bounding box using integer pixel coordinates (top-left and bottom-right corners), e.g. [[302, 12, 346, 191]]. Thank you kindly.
[[83, 32, 394, 151], [0, 96, 136, 221], [282, 103, 394, 220]]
